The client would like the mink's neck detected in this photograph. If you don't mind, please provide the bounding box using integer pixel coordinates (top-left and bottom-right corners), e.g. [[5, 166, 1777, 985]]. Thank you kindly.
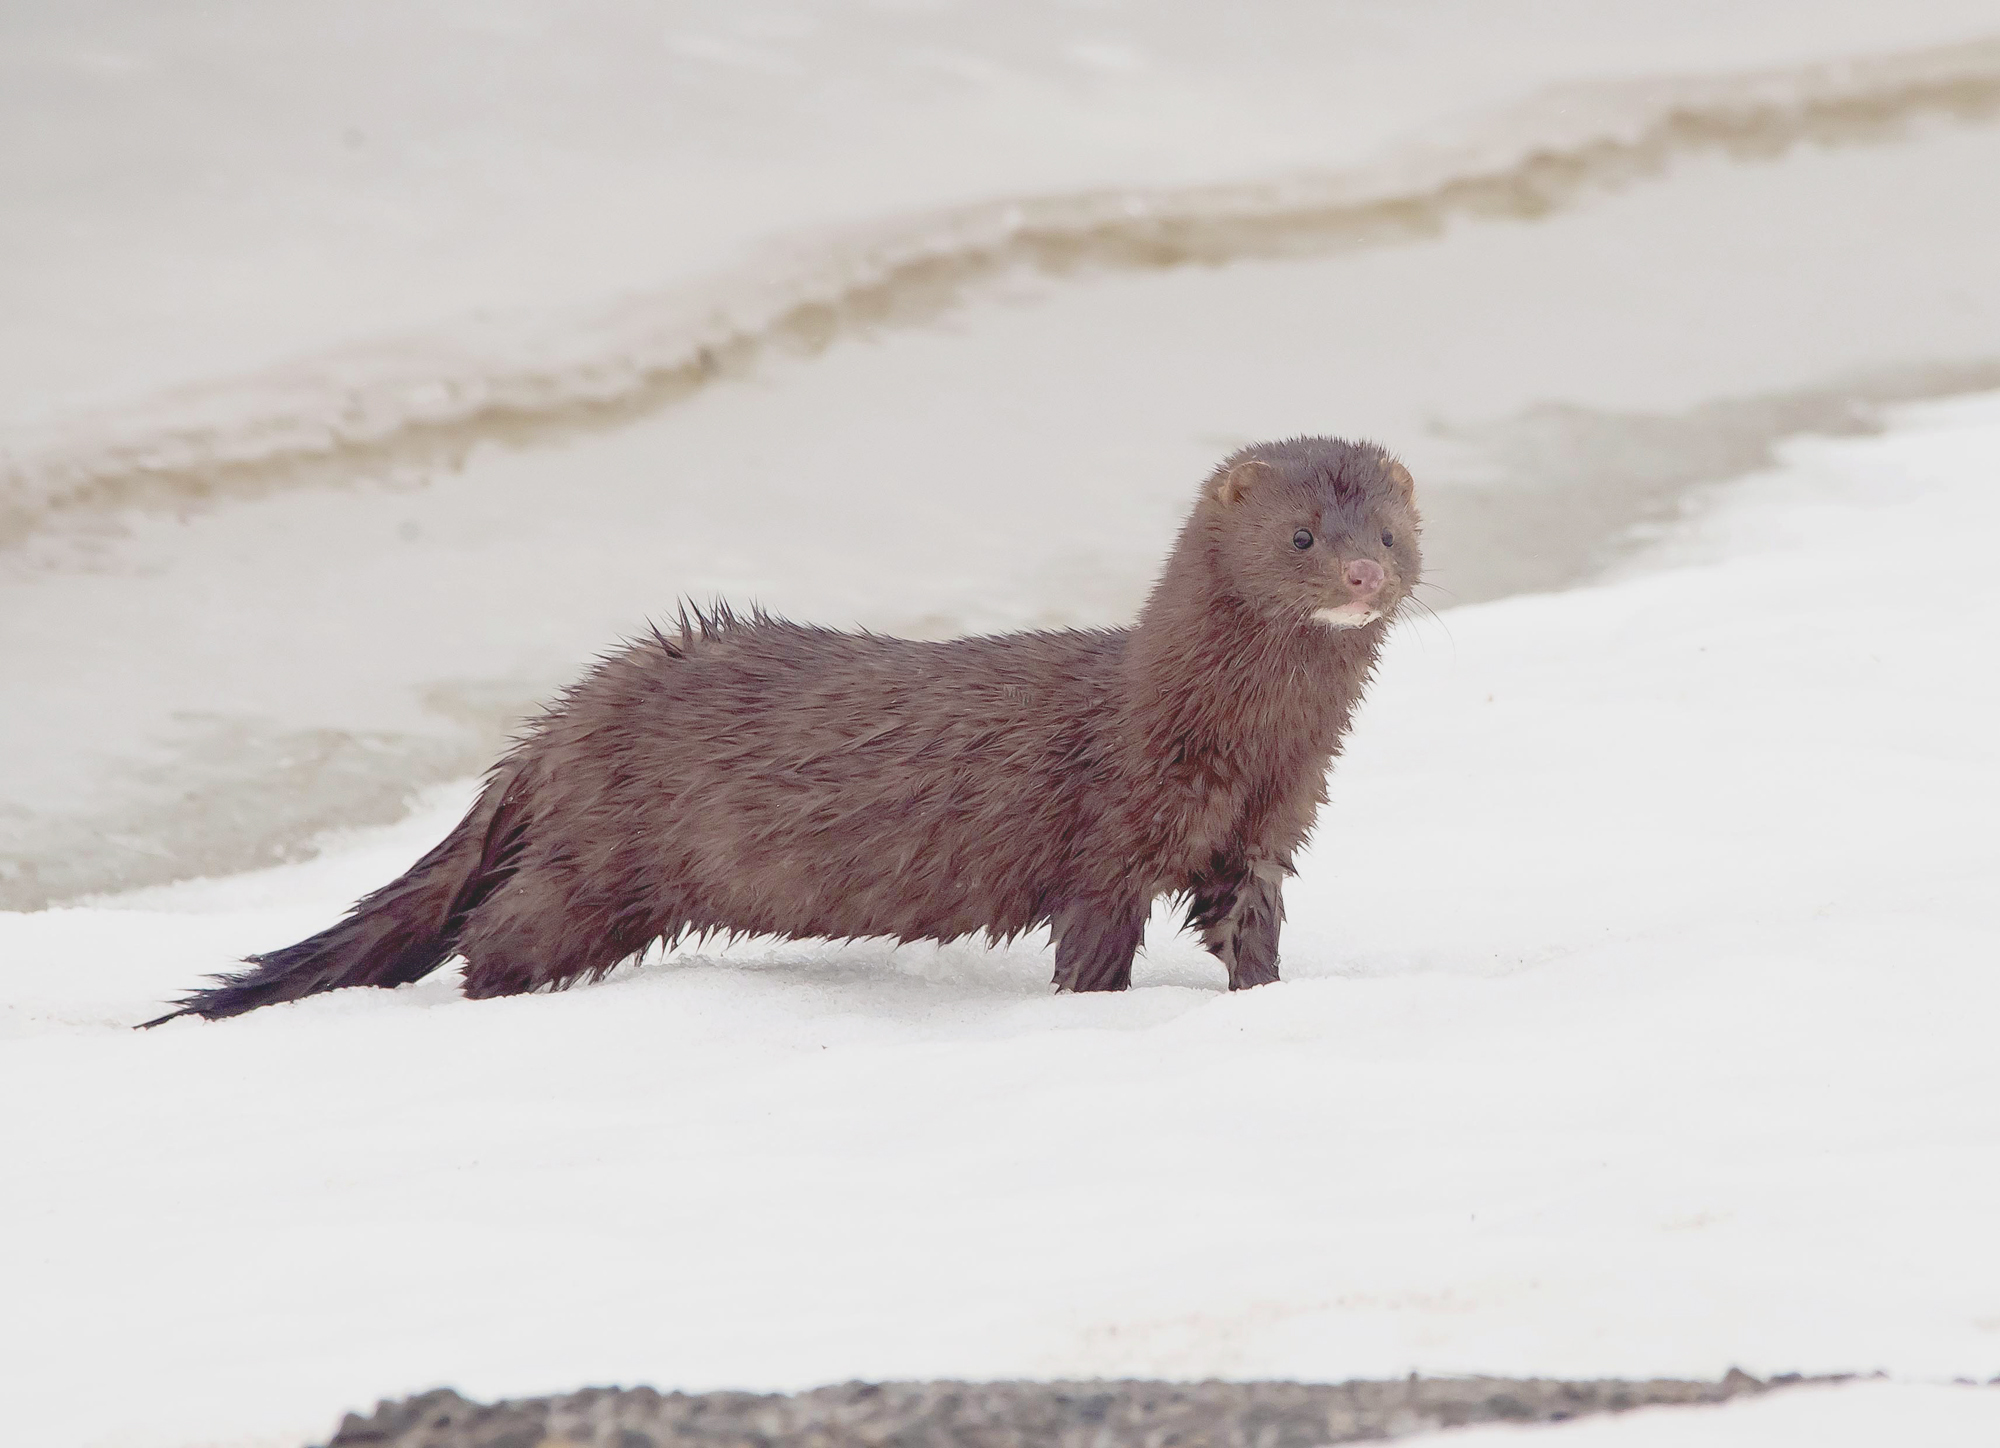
[[1120, 525, 1380, 772]]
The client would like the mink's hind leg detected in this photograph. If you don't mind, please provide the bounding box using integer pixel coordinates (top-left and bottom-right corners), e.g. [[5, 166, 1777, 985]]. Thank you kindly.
[[1198, 866, 1285, 990], [453, 869, 661, 999], [1051, 896, 1147, 993]]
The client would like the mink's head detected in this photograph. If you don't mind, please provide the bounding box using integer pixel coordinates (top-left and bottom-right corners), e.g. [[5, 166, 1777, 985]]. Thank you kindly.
[[1196, 437, 1423, 633]]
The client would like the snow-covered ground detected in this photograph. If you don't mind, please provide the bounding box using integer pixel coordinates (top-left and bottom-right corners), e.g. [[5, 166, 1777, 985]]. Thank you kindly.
[[5, 395, 1996, 1447], [7, 3, 2000, 1442]]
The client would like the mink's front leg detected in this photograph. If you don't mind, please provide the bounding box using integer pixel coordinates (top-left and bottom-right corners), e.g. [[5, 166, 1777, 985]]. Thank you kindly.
[[1195, 863, 1285, 990], [1051, 896, 1147, 992]]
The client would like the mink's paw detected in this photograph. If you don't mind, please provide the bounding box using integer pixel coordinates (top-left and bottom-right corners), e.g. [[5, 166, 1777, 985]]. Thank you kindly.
[[1227, 959, 1281, 991]]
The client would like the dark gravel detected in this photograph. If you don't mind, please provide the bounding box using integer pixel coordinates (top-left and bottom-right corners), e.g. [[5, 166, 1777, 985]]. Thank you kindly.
[[322, 1370, 1843, 1447]]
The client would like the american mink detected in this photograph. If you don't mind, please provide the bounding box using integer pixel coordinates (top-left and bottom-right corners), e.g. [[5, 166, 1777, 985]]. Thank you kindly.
[[144, 436, 1421, 1024]]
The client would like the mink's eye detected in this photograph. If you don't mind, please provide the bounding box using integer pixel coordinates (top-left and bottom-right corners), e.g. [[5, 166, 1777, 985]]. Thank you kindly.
[[1292, 528, 1314, 550], [1380, 530, 1395, 548]]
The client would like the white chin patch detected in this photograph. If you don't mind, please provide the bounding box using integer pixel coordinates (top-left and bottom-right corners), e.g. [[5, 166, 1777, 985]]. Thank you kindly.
[[1313, 604, 1383, 630]]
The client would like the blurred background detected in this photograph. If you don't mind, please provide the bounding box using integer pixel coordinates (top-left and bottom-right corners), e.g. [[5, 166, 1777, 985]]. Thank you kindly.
[[6, 0, 2000, 907]]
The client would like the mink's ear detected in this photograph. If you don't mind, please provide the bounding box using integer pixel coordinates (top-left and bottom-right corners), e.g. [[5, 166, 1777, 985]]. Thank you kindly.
[[1384, 458, 1416, 501], [1214, 458, 1273, 505]]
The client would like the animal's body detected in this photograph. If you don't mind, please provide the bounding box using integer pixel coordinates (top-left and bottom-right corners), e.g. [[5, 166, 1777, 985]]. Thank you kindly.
[[146, 436, 1421, 1024]]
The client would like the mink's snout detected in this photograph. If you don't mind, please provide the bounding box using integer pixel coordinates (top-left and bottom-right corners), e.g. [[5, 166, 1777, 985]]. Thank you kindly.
[[1342, 558, 1386, 599]]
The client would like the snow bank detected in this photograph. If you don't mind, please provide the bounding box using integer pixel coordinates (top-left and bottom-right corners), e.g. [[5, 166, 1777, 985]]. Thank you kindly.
[[4, 396, 1998, 1447]]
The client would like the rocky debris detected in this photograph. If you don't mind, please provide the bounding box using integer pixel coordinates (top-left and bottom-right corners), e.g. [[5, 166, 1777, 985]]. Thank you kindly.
[[323, 1369, 1837, 1448]]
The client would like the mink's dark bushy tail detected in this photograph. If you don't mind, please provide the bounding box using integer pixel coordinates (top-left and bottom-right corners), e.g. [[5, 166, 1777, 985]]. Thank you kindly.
[[138, 773, 524, 1027]]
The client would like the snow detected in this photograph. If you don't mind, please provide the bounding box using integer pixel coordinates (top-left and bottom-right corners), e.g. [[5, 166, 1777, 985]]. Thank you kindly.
[[4, 391, 1998, 1446]]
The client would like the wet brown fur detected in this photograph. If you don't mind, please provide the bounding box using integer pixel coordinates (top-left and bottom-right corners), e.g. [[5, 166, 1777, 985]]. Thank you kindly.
[[144, 436, 1421, 1023]]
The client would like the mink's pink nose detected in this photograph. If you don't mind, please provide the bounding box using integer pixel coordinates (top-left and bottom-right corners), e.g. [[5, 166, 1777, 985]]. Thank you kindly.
[[1343, 559, 1386, 599]]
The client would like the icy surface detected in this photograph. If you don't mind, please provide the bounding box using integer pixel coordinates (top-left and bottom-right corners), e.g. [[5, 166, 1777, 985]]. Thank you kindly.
[[11, 1, 2000, 910], [8, 2, 2000, 521], [4, 397, 1997, 1447], [11, 115, 2000, 908], [6, 0, 1996, 418]]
